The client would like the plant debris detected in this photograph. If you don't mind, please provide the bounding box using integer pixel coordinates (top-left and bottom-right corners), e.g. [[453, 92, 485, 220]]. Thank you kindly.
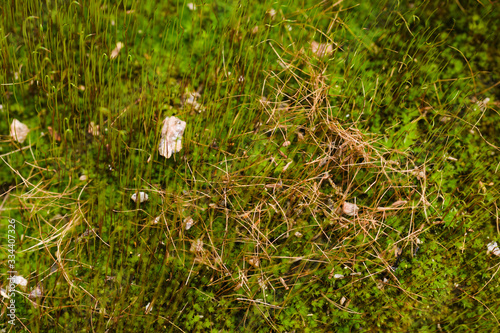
[[29, 284, 44, 299], [131, 192, 149, 203], [158, 116, 186, 158], [487, 241, 500, 256], [311, 41, 334, 57], [47, 126, 61, 141], [342, 202, 359, 216], [88, 121, 100, 136], [183, 92, 205, 113], [145, 302, 153, 314], [10, 119, 29, 143], [190, 238, 204, 254], [11, 275, 28, 290], [184, 216, 195, 230], [110, 42, 124, 59]]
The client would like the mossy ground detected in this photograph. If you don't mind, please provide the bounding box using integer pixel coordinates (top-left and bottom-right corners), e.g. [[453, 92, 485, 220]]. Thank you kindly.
[[1, 0, 499, 332]]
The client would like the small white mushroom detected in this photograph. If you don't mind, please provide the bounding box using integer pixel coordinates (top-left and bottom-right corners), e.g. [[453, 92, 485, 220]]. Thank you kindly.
[[10, 119, 30, 143], [158, 116, 186, 158], [131, 192, 148, 203], [333, 274, 344, 279]]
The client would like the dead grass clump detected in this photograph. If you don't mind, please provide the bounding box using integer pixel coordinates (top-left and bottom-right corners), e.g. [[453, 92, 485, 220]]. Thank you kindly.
[[171, 48, 434, 317]]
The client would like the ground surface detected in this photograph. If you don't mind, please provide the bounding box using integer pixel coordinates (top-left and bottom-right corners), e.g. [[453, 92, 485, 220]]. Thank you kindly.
[[1, 0, 500, 332]]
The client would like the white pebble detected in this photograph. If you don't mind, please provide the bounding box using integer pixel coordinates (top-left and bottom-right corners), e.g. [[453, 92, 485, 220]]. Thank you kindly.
[[131, 192, 149, 203]]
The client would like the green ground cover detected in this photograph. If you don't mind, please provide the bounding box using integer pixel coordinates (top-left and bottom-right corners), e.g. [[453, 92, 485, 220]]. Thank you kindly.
[[1, 0, 499, 331]]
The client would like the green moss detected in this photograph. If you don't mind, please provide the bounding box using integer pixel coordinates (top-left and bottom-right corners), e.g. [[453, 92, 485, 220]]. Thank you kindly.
[[1, 0, 500, 331]]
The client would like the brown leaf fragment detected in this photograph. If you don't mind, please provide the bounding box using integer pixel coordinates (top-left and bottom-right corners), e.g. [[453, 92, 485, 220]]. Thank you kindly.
[[391, 200, 407, 207], [47, 126, 61, 141]]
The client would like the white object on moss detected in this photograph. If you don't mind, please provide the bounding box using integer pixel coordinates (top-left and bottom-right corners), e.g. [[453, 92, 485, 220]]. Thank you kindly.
[[311, 41, 334, 57], [342, 202, 358, 216], [110, 42, 124, 59], [1, 288, 9, 299], [158, 116, 186, 158], [29, 284, 43, 299], [10, 119, 30, 143], [88, 121, 100, 136], [487, 241, 500, 256], [184, 92, 205, 112], [190, 238, 204, 253], [12, 275, 28, 288], [131, 192, 148, 203], [184, 216, 195, 230]]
